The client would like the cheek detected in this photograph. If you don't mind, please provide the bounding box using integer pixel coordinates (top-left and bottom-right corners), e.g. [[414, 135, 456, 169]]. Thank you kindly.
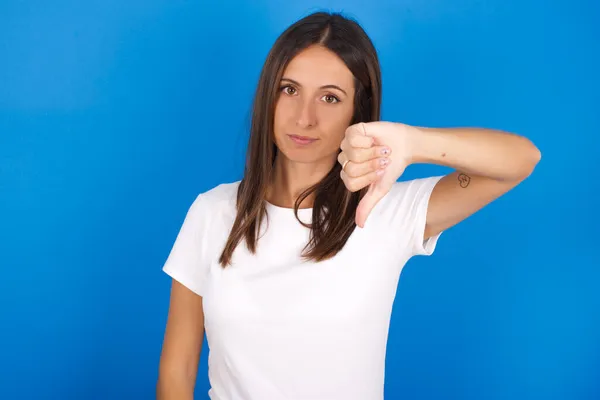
[[273, 100, 294, 149], [274, 97, 294, 127], [319, 105, 354, 141]]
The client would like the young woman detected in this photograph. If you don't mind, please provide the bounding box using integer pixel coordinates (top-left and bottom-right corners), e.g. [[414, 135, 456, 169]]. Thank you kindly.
[[156, 11, 541, 400]]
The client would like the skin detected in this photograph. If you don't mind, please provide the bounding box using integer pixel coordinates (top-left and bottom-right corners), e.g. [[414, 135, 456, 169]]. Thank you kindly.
[[157, 280, 203, 400], [157, 44, 365, 400], [157, 45, 380, 399], [338, 121, 541, 232], [266, 44, 390, 208], [157, 43, 541, 398]]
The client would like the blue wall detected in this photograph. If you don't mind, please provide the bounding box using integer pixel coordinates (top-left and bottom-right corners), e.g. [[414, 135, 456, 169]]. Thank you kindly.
[[1, 1, 598, 399]]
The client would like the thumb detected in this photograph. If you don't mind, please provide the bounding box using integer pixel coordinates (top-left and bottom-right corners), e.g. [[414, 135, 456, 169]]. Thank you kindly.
[[355, 181, 387, 228], [355, 165, 399, 228]]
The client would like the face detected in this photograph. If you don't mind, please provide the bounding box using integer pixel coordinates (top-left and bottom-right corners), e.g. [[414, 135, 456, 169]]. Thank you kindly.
[[273, 45, 355, 165]]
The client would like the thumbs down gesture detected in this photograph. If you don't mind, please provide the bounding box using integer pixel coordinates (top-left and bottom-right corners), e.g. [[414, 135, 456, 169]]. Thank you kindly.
[[338, 121, 417, 228]]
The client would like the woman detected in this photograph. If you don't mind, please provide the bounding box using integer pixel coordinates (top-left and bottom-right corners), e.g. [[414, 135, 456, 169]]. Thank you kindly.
[[157, 11, 541, 400]]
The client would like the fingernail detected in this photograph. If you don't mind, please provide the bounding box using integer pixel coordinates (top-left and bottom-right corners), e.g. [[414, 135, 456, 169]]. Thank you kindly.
[[380, 158, 389, 166], [381, 147, 390, 155], [376, 168, 385, 176]]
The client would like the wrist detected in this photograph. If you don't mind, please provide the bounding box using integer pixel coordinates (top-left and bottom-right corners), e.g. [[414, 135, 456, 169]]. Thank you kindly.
[[407, 125, 451, 166], [405, 125, 430, 165]]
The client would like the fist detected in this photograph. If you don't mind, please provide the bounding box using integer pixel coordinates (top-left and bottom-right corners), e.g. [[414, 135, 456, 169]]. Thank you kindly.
[[338, 121, 415, 227]]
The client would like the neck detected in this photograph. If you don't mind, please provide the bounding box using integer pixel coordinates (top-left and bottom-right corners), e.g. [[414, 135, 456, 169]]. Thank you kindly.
[[266, 152, 335, 209]]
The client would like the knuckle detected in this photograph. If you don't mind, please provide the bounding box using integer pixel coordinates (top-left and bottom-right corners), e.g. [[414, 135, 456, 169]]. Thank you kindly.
[[347, 149, 358, 162], [346, 149, 358, 162], [345, 163, 356, 177], [348, 135, 361, 148], [347, 180, 359, 192], [346, 124, 359, 136]]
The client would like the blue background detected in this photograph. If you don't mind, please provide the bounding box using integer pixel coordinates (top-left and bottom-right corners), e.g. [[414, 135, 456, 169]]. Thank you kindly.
[[1, 1, 599, 399]]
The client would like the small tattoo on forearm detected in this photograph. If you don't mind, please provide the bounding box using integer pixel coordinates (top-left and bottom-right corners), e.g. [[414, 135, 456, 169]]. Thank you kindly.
[[458, 173, 471, 188]]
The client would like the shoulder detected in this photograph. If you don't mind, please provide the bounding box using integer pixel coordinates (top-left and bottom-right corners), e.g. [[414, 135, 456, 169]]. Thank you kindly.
[[197, 180, 240, 207], [162, 181, 240, 295], [183, 180, 240, 224]]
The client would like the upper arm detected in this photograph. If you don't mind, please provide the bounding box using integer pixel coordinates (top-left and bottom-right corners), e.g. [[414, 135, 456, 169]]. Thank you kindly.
[[423, 171, 524, 240], [158, 279, 204, 386], [157, 192, 213, 396]]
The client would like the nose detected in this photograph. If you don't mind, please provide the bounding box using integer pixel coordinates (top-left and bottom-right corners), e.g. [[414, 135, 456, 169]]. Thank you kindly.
[[295, 98, 317, 129]]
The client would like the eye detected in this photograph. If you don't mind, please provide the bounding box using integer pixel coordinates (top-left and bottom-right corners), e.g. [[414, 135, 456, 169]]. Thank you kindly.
[[281, 85, 297, 95], [322, 94, 340, 104]]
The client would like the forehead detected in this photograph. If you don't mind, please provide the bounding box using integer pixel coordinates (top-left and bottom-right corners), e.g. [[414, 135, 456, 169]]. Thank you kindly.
[[282, 45, 354, 88]]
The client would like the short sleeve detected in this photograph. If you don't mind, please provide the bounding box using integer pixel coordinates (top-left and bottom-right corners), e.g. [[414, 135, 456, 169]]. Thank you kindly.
[[162, 194, 210, 296], [375, 175, 444, 257]]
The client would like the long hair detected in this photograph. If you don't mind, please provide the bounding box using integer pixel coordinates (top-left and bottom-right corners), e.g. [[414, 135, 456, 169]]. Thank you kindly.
[[219, 11, 382, 266]]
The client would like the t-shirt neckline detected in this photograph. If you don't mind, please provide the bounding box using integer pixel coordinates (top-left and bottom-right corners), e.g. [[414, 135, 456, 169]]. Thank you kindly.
[[264, 200, 313, 218]]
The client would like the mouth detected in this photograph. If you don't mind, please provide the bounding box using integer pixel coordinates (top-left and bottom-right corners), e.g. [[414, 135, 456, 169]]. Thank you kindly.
[[287, 134, 318, 146]]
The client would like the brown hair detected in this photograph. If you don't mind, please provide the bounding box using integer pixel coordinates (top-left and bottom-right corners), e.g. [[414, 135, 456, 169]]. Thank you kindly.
[[219, 11, 382, 266]]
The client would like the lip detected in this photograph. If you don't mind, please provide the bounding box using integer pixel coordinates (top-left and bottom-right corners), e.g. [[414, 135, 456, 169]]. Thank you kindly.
[[288, 134, 318, 145]]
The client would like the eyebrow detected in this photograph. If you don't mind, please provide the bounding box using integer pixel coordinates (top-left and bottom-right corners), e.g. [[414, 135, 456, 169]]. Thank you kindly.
[[280, 77, 348, 96]]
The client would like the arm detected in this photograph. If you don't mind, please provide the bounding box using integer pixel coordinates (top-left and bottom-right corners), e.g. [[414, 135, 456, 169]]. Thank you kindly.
[[408, 126, 542, 240], [157, 280, 205, 400]]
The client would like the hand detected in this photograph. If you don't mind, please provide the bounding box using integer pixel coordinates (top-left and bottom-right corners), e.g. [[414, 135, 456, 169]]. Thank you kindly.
[[338, 121, 416, 227]]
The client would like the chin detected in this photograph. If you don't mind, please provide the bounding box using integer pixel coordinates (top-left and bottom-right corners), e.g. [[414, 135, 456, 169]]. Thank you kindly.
[[278, 148, 320, 164], [278, 145, 337, 167]]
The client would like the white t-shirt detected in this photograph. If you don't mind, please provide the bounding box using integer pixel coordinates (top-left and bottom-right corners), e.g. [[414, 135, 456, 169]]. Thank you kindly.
[[162, 176, 444, 400]]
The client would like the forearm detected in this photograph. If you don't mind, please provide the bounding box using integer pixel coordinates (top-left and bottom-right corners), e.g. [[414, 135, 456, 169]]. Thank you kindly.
[[156, 372, 195, 400], [408, 126, 541, 181]]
